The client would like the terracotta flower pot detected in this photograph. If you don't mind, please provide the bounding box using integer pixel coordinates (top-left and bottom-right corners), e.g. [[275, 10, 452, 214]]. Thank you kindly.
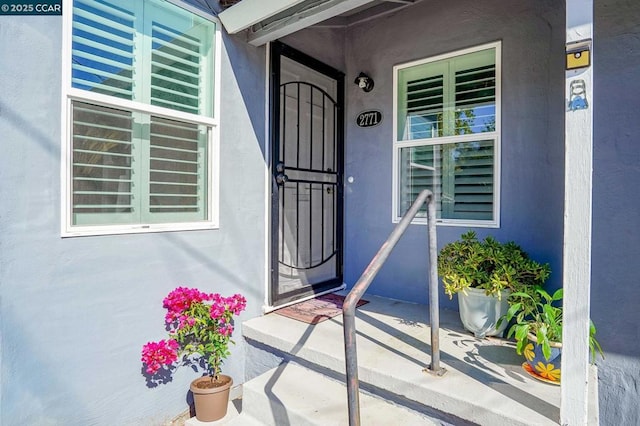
[[190, 375, 233, 422]]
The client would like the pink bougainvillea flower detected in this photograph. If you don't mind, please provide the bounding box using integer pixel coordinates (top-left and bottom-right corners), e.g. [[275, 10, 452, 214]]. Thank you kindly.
[[163, 287, 212, 324], [211, 293, 225, 305], [210, 303, 225, 320], [226, 294, 247, 315], [141, 339, 179, 375]]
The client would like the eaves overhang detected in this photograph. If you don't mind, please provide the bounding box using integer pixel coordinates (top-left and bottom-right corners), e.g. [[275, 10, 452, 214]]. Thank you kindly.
[[218, 0, 378, 46]]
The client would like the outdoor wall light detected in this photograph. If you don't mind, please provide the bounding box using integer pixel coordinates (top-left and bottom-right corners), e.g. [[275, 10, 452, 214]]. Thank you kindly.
[[354, 72, 374, 92]]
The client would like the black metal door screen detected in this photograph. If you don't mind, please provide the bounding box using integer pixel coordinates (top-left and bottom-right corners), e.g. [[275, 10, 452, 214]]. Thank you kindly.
[[270, 42, 344, 306]]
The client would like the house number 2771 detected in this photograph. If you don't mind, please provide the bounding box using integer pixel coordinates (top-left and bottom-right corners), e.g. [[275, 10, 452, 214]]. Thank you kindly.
[[356, 110, 383, 128]]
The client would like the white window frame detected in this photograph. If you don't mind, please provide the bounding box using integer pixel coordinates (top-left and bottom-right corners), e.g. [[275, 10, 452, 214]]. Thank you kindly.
[[60, 0, 222, 237], [392, 41, 501, 228]]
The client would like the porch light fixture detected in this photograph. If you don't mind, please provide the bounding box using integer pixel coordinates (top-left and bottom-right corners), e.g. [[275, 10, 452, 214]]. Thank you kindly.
[[354, 72, 374, 92]]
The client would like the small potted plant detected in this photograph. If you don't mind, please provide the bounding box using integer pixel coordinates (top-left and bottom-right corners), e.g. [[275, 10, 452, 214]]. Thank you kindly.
[[438, 231, 550, 338], [141, 287, 246, 422], [500, 286, 603, 384]]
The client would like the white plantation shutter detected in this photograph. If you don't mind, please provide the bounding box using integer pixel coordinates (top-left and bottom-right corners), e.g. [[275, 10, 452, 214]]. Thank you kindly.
[[454, 62, 496, 134], [72, 0, 214, 115], [455, 65, 495, 105], [72, 101, 136, 225], [68, 0, 216, 230], [72, 0, 137, 99], [448, 141, 494, 220], [151, 23, 202, 114], [450, 56, 495, 220], [147, 0, 215, 116], [405, 74, 444, 139], [148, 117, 208, 221], [71, 103, 209, 225], [399, 145, 442, 218], [396, 45, 499, 224]]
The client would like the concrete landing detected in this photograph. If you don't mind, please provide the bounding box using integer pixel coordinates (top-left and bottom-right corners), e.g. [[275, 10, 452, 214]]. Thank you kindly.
[[243, 294, 563, 426]]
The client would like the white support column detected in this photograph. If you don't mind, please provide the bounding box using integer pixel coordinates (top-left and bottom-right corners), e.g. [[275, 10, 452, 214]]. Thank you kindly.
[[562, 1, 594, 425]]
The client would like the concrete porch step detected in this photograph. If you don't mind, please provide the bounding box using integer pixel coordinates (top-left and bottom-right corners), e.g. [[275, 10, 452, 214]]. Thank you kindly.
[[243, 294, 564, 426], [237, 362, 445, 426]]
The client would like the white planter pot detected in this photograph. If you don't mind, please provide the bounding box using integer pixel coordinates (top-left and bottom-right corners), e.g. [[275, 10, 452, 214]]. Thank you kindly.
[[458, 287, 510, 338]]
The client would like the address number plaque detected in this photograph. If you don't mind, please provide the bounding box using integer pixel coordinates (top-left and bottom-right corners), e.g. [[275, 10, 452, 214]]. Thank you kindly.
[[356, 110, 383, 128]]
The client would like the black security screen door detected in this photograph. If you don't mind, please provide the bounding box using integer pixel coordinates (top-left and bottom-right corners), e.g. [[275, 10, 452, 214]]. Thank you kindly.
[[270, 42, 344, 307]]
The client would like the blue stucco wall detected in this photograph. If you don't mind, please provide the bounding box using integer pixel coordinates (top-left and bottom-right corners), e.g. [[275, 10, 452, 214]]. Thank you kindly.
[[0, 5, 267, 425], [592, 0, 640, 424], [281, 26, 346, 73], [341, 0, 566, 309]]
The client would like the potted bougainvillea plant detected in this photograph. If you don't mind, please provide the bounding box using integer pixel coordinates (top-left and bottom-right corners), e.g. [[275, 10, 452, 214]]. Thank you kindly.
[[141, 287, 246, 422]]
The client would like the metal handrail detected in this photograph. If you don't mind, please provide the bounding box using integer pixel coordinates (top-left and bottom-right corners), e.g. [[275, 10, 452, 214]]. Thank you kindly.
[[342, 189, 442, 426]]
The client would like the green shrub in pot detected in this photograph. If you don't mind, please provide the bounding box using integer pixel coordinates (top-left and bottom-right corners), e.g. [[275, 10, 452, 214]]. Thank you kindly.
[[438, 231, 551, 299]]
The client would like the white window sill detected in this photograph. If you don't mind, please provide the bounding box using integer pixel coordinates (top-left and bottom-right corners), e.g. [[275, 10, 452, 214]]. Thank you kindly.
[[61, 222, 219, 238], [391, 217, 500, 229]]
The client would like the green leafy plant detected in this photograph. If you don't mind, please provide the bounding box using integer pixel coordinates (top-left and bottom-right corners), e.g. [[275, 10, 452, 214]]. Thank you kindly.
[[438, 231, 551, 299], [501, 286, 604, 362]]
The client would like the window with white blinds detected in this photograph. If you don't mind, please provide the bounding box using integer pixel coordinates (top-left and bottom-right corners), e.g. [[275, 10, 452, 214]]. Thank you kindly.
[[394, 43, 500, 227], [64, 0, 218, 235]]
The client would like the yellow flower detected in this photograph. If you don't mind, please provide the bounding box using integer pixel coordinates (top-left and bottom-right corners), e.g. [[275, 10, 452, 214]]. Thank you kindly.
[[523, 343, 535, 361], [535, 362, 561, 382]]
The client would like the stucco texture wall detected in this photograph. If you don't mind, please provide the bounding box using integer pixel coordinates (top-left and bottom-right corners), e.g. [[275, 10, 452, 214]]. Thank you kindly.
[[281, 26, 346, 73], [0, 9, 267, 426], [592, 0, 640, 424], [341, 0, 566, 309]]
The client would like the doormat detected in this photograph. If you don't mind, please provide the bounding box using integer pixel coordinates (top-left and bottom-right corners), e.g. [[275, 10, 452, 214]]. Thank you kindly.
[[273, 293, 369, 325]]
